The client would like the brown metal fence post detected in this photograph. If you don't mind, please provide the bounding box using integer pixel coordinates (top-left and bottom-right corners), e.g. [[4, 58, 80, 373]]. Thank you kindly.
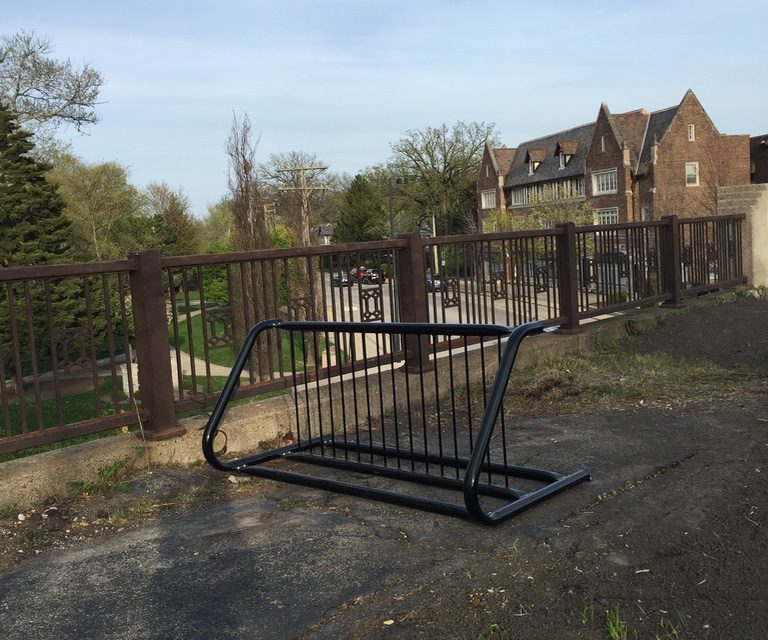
[[396, 233, 434, 372], [129, 250, 186, 439], [661, 215, 684, 307], [555, 222, 580, 331]]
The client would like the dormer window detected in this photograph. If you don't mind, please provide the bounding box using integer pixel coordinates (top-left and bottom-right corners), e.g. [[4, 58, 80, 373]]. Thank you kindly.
[[526, 148, 546, 175], [688, 124, 696, 141], [558, 152, 573, 169], [555, 141, 578, 170]]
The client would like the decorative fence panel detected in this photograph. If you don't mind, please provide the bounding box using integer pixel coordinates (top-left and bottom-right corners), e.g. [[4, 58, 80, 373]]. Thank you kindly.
[[0, 214, 747, 455], [424, 231, 563, 329], [0, 261, 140, 455]]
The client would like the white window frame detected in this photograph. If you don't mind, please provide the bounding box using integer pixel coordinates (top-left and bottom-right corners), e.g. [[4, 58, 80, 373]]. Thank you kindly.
[[592, 169, 618, 195], [558, 151, 565, 170], [685, 162, 700, 187], [688, 124, 695, 141], [510, 187, 527, 205], [598, 207, 619, 225], [480, 189, 497, 210]]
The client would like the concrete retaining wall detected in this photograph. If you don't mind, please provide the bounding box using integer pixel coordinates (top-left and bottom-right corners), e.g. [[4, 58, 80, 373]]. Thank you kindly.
[[718, 184, 768, 287]]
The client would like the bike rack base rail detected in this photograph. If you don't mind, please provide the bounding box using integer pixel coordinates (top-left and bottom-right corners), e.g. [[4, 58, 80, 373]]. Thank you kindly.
[[202, 319, 590, 525]]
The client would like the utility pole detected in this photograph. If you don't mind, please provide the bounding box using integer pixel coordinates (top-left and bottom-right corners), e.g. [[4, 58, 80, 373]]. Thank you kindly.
[[277, 165, 328, 246], [276, 164, 329, 325]]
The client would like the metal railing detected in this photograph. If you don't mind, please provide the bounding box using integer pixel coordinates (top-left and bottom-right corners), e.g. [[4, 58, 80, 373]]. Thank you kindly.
[[0, 259, 141, 454], [0, 214, 746, 455]]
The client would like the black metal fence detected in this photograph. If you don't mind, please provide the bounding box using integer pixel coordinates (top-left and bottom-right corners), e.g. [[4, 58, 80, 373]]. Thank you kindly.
[[0, 214, 747, 455]]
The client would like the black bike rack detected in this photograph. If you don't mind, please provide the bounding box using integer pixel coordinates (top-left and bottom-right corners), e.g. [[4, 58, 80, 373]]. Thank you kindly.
[[202, 320, 590, 525]]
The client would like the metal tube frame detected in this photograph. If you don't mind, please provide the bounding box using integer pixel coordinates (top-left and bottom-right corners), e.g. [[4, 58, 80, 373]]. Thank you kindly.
[[202, 319, 590, 525]]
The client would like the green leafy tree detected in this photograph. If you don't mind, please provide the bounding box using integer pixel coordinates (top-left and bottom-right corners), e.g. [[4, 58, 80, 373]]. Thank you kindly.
[[333, 174, 388, 244], [0, 102, 79, 375], [483, 186, 595, 232], [390, 121, 499, 235], [144, 181, 201, 256], [48, 155, 148, 261], [200, 200, 234, 253]]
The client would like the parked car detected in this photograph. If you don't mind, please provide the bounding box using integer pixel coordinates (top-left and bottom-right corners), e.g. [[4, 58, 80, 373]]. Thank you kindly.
[[426, 273, 442, 292], [332, 271, 352, 286], [348, 266, 368, 284], [361, 268, 384, 285]]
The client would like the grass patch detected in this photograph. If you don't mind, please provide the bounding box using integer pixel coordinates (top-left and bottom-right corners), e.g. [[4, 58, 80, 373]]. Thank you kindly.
[[170, 313, 335, 371], [500, 348, 749, 416], [0, 377, 135, 463], [1, 377, 128, 434], [576, 602, 690, 640], [606, 605, 628, 640], [170, 313, 237, 368], [68, 457, 131, 497]]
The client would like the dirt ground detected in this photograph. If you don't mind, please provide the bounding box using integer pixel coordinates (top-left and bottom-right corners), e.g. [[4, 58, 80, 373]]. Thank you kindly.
[[1, 294, 767, 639]]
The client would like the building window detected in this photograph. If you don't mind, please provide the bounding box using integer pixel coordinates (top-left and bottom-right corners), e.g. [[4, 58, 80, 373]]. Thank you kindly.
[[510, 187, 527, 205], [600, 136, 605, 152], [559, 151, 565, 170], [685, 162, 700, 186], [598, 208, 619, 225], [688, 124, 695, 141], [592, 169, 618, 195], [508, 177, 585, 207], [485, 164, 489, 178], [481, 190, 497, 210]]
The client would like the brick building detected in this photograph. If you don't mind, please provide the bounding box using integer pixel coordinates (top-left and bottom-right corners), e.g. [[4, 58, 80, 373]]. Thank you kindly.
[[477, 90, 750, 230], [477, 145, 516, 213]]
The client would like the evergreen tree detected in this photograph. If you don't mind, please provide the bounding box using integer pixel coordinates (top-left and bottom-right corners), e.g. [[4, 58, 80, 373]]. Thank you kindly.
[[333, 174, 387, 244], [0, 102, 78, 377], [0, 102, 74, 267]]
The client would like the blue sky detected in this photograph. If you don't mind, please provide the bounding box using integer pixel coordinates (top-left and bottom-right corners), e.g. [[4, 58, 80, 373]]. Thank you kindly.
[[4, 0, 767, 217]]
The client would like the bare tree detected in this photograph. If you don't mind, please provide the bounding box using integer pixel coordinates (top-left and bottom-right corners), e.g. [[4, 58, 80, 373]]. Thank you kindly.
[[224, 112, 277, 378], [0, 31, 103, 137], [225, 112, 270, 251]]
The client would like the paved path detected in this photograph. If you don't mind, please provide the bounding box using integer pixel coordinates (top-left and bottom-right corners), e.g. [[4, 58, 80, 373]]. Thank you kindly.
[[1, 405, 765, 639]]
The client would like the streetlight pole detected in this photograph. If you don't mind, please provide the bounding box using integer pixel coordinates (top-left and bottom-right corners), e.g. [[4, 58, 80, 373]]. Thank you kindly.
[[389, 177, 395, 239], [388, 175, 411, 323]]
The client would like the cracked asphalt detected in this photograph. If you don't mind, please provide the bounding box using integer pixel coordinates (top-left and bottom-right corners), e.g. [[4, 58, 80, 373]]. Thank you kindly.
[[1, 404, 766, 639]]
